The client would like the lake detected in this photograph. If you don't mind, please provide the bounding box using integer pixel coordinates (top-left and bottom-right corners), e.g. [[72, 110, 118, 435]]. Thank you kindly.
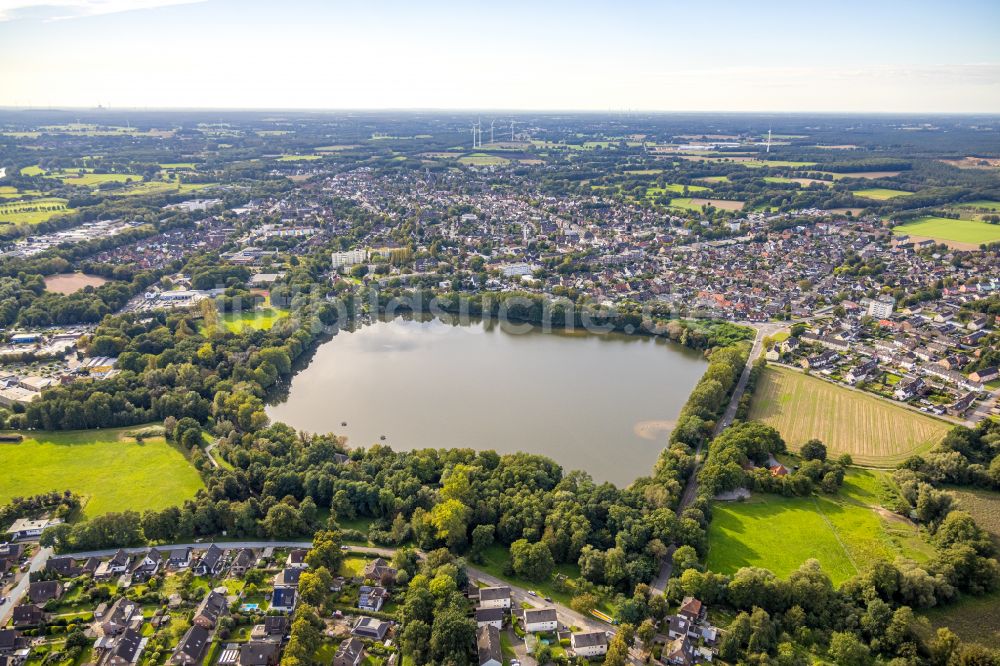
[[266, 317, 706, 486]]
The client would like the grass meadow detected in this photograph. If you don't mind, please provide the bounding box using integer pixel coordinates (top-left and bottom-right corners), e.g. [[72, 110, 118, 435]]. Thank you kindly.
[[749, 366, 950, 466], [219, 306, 290, 332], [0, 426, 204, 518], [853, 187, 913, 200], [707, 470, 934, 585], [893, 216, 1000, 245], [458, 153, 510, 166]]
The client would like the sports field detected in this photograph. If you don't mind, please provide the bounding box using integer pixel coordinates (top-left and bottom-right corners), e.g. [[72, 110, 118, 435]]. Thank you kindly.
[[893, 216, 1000, 245], [749, 366, 950, 466], [0, 427, 204, 518], [0, 198, 75, 225], [853, 187, 913, 200], [707, 470, 934, 585]]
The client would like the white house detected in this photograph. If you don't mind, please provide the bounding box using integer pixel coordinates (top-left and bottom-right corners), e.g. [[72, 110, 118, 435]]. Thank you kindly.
[[474, 607, 505, 630], [6, 518, 61, 539], [522, 607, 557, 633], [477, 586, 511, 610], [570, 631, 608, 657]]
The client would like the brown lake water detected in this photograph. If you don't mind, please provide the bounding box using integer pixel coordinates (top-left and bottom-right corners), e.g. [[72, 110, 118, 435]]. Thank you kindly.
[[266, 317, 706, 486]]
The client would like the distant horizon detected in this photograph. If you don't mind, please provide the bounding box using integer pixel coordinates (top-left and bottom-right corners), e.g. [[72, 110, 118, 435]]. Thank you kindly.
[[1, 0, 998, 113], [2, 106, 999, 117]]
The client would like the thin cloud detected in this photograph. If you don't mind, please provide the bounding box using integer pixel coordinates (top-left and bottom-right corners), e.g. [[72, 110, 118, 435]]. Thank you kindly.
[[0, 0, 207, 22]]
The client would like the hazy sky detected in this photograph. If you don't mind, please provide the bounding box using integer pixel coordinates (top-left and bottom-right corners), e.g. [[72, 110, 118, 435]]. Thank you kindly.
[[1, 0, 999, 112]]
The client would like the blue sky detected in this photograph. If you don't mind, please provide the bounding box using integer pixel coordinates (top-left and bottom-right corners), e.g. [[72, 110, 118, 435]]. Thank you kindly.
[[1, 0, 998, 112]]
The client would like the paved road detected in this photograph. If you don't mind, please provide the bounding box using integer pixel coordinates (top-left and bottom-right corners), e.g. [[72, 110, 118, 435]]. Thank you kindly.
[[650, 323, 775, 594], [0, 546, 52, 626]]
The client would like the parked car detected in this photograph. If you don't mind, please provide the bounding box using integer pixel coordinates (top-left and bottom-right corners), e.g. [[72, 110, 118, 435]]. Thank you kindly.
[[528, 590, 537, 596]]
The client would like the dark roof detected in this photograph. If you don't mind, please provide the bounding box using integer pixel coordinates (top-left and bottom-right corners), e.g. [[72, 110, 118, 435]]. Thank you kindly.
[[0, 629, 24, 651], [262, 616, 288, 636], [351, 617, 389, 640], [238, 641, 279, 666], [12, 605, 44, 625], [271, 587, 296, 609], [112, 629, 143, 663], [195, 591, 228, 625], [572, 631, 607, 648], [45, 556, 77, 574], [478, 586, 510, 602], [28, 580, 61, 602], [334, 637, 364, 664], [173, 626, 210, 663], [523, 607, 557, 624], [477, 625, 502, 666], [274, 568, 301, 587], [475, 607, 506, 623]]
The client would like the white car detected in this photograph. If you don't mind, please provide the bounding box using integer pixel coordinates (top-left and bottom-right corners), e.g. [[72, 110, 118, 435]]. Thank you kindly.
[[527, 590, 537, 596]]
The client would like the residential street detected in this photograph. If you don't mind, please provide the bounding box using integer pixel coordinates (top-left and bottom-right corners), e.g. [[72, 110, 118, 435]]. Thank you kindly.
[[0, 546, 51, 627], [650, 322, 776, 594]]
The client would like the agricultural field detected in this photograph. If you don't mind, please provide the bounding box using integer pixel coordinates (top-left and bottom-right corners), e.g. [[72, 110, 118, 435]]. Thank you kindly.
[[748, 366, 951, 466], [819, 171, 903, 180], [923, 590, 1000, 649], [669, 197, 744, 211], [115, 180, 216, 197], [0, 427, 204, 518], [707, 470, 934, 585], [741, 159, 817, 168], [458, 153, 510, 166], [43, 272, 109, 294], [948, 487, 1000, 548], [853, 187, 913, 200], [893, 216, 1000, 245], [954, 199, 1000, 213], [275, 154, 322, 161], [0, 198, 75, 225], [762, 176, 831, 187]]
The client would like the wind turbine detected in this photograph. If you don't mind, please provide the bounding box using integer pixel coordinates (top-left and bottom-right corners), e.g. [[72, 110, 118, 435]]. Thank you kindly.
[[766, 127, 772, 154], [490, 120, 495, 144]]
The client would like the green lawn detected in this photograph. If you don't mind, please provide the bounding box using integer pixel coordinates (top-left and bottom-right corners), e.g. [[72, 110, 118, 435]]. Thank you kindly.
[[853, 187, 913, 200], [893, 216, 1000, 245], [220, 307, 290, 332], [707, 471, 934, 585], [0, 427, 204, 518]]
